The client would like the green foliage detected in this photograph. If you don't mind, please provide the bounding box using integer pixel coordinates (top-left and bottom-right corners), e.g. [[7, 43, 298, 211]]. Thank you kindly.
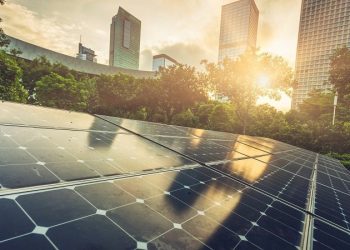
[[0, 51, 28, 102], [172, 109, 196, 128], [0, 0, 10, 48], [157, 64, 208, 122], [35, 72, 94, 111], [2, 48, 349, 161], [327, 153, 350, 169], [299, 91, 333, 121], [18, 57, 83, 100], [204, 50, 294, 134], [248, 104, 288, 138], [92, 73, 140, 116], [196, 103, 215, 127], [208, 104, 234, 132], [330, 47, 350, 101]]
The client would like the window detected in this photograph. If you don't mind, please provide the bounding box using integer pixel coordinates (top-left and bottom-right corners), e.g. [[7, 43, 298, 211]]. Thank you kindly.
[[123, 19, 131, 49]]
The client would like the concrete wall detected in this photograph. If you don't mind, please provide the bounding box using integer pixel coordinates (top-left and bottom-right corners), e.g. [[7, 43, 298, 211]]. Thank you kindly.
[[5, 36, 155, 78]]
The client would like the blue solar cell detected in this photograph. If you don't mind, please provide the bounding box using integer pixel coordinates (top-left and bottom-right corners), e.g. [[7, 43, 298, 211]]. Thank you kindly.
[[1, 102, 350, 249]]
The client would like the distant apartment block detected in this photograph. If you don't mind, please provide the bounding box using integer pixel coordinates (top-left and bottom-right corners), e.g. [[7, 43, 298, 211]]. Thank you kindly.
[[292, 0, 350, 109], [218, 0, 259, 62], [109, 7, 141, 70], [76, 42, 97, 63], [152, 54, 179, 71]]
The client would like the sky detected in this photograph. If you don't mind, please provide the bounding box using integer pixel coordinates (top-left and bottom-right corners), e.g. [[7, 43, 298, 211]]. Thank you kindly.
[[0, 0, 303, 111]]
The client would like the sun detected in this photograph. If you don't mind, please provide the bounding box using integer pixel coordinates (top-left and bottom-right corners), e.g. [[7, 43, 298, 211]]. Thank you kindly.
[[257, 75, 270, 88]]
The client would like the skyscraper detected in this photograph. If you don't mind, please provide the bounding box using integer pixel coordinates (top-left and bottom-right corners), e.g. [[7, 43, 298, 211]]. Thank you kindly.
[[109, 7, 141, 70], [218, 0, 259, 62], [292, 0, 350, 109]]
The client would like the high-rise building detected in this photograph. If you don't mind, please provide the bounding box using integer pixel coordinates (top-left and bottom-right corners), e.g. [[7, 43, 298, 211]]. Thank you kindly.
[[76, 42, 97, 63], [109, 7, 141, 70], [218, 0, 259, 62], [292, 0, 350, 109], [152, 54, 179, 72]]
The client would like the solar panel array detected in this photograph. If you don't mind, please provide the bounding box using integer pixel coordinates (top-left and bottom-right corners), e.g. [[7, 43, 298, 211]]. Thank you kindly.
[[0, 102, 350, 250]]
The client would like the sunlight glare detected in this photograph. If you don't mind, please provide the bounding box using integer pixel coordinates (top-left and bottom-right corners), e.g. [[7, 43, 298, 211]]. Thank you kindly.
[[257, 75, 270, 88]]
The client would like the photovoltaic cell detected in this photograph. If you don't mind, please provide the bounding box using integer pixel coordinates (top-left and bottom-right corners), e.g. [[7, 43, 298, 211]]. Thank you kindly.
[[0, 166, 307, 250], [0, 125, 194, 190], [97, 115, 192, 137], [0, 102, 122, 132], [1, 101, 350, 249]]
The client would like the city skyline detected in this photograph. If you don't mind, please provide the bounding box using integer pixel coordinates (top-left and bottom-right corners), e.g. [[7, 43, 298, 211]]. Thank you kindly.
[[219, 0, 259, 61], [293, 0, 350, 109], [0, 0, 302, 71]]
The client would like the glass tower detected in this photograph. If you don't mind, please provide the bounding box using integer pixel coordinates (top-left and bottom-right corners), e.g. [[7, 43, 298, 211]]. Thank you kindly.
[[218, 0, 259, 62], [293, 0, 350, 109], [109, 7, 141, 70]]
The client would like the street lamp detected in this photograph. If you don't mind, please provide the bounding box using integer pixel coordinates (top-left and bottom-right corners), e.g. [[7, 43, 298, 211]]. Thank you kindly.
[[332, 92, 338, 126]]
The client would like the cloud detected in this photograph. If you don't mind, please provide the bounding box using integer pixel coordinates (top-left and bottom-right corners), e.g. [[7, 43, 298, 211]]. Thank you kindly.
[[140, 49, 153, 71], [1, 0, 302, 70], [256, 0, 302, 65], [0, 3, 78, 56]]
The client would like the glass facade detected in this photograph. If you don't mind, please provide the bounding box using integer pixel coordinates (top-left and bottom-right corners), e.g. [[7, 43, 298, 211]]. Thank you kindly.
[[218, 0, 259, 62], [109, 7, 141, 70], [292, 0, 350, 109], [152, 54, 179, 72]]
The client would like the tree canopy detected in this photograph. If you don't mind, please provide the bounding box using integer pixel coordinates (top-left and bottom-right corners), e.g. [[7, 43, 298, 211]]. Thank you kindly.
[[204, 50, 294, 134], [330, 47, 350, 101], [0, 46, 349, 167]]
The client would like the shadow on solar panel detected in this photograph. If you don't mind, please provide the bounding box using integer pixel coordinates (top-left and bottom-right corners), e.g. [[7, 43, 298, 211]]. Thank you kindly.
[[0, 102, 349, 250]]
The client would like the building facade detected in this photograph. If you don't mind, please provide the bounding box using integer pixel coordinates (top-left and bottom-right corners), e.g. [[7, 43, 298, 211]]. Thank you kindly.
[[6, 36, 154, 78], [109, 7, 141, 70], [76, 42, 97, 63], [152, 54, 179, 71], [218, 0, 259, 62], [293, 0, 350, 109]]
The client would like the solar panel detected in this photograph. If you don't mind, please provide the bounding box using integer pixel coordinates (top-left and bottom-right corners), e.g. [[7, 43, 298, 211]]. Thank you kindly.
[[0, 124, 194, 190], [0, 101, 350, 249], [97, 115, 192, 137], [0, 166, 308, 250], [0, 102, 120, 132]]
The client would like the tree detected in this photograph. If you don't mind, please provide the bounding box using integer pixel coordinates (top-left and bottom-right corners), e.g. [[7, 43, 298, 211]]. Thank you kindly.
[[35, 72, 94, 111], [299, 91, 333, 121], [157, 64, 207, 123], [330, 47, 350, 101], [172, 109, 196, 127], [0, 0, 10, 48], [208, 104, 234, 132], [19, 57, 78, 100], [135, 78, 162, 121], [92, 73, 140, 116], [205, 50, 293, 134], [249, 104, 288, 138], [0, 51, 28, 102], [195, 103, 215, 127]]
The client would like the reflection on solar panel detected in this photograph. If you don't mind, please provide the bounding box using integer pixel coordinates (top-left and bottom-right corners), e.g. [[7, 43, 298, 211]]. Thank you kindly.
[[1, 101, 350, 249]]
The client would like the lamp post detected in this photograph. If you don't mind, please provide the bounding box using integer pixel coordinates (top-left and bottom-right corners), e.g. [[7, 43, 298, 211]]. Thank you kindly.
[[332, 92, 338, 126]]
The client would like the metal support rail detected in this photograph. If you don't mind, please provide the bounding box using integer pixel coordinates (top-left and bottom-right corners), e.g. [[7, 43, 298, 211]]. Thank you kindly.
[[301, 154, 318, 250]]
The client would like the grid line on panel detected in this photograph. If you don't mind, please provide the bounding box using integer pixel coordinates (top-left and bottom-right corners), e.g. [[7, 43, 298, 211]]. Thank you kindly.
[[0, 122, 129, 135], [2, 166, 307, 249], [95, 114, 319, 223], [0, 164, 200, 198]]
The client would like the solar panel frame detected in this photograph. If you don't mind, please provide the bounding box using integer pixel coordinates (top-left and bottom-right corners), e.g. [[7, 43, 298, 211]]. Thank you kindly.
[[1, 102, 350, 249]]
